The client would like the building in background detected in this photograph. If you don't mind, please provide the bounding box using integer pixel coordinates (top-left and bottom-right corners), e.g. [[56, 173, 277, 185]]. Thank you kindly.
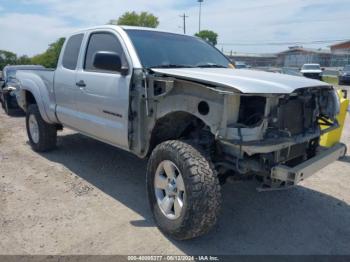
[[226, 52, 277, 67], [276, 46, 331, 68], [224, 40, 350, 69], [330, 41, 350, 67]]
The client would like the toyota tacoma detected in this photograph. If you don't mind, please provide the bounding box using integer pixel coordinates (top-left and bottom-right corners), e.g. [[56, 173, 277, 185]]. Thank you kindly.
[[16, 26, 346, 240]]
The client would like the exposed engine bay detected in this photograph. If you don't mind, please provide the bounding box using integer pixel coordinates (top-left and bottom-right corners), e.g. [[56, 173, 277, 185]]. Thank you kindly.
[[216, 87, 341, 187], [129, 68, 344, 188]]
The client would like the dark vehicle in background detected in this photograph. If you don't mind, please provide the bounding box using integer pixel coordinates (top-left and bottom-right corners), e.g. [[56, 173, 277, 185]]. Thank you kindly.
[[0, 65, 44, 115], [300, 64, 323, 80], [338, 65, 350, 85]]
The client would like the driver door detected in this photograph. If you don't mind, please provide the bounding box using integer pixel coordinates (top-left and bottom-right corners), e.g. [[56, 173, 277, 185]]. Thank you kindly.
[[74, 30, 131, 150]]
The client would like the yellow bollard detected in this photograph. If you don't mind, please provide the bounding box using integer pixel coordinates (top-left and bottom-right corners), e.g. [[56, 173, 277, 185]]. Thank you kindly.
[[320, 90, 349, 147]]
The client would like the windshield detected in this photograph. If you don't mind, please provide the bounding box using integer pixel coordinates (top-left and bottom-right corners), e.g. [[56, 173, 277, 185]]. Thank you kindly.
[[125, 30, 231, 69], [302, 65, 321, 70], [344, 65, 350, 72]]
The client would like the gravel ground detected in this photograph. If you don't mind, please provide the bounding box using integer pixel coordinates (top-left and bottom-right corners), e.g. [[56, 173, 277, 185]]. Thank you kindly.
[[0, 105, 350, 255]]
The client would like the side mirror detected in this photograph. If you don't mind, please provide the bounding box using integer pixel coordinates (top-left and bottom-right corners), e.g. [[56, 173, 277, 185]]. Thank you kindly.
[[93, 51, 128, 75], [321, 68, 325, 71]]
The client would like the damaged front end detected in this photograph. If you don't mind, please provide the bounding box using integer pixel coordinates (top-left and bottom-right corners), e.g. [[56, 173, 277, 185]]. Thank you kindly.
[[216, 87, 345, 188], [129, 68, 346, 189]]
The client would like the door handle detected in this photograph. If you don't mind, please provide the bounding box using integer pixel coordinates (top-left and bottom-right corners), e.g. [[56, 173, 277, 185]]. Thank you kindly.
[[76, 80, 86, 88]]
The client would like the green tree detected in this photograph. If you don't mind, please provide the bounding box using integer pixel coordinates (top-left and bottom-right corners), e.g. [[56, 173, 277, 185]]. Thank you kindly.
[[110, 11, 159, 28], [17, 55, 32, 65], [195, 30, 218, 46], [31, 37, 65, 68], [0, 50, 17, 70]]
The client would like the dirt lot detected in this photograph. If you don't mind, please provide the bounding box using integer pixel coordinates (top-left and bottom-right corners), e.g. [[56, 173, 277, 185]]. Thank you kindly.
[[1, 105, 350, 255]]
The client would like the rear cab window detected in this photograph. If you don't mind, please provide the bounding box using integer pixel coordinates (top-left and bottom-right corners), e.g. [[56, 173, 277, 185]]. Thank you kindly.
[[62, 34, 84, 70]]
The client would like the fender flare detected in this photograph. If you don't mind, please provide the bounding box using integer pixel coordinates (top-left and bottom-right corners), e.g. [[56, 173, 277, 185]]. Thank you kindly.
[[17, 72, 54, 124]]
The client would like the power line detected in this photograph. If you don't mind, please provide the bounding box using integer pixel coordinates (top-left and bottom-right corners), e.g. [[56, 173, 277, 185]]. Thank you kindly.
[[179, 13, 189, 34], [218, 39, 350, 46]]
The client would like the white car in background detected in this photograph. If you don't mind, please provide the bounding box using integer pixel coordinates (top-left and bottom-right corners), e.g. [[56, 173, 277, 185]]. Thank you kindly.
[[300, 64, 323, 80]]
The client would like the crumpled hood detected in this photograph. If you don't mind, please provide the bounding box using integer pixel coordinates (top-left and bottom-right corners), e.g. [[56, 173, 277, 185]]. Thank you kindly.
[[151, 68, 330, 94]]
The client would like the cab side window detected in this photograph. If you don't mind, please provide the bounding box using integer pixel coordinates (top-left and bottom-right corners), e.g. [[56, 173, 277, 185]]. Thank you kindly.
[[62, 34, 84, 70], [84, 32, 127, 73]]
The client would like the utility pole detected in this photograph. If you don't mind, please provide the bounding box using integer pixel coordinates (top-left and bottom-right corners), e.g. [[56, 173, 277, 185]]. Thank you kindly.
[[179, 13, 189, 34], [198, 0, 204, 33]]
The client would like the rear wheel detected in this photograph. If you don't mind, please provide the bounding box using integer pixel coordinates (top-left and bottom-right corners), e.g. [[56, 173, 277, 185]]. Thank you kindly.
[[26, 104, 57, 152], [147, 140, 222, 240]]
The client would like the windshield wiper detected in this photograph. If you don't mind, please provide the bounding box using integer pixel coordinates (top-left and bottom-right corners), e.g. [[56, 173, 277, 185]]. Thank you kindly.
[[151, 64, 194, 69], [150, 63, 227, 69], [196, 63, 227, 68]]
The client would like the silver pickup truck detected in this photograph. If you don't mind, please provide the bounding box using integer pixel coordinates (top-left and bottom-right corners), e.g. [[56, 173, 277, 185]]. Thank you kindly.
[[16, 25, 346, 240]]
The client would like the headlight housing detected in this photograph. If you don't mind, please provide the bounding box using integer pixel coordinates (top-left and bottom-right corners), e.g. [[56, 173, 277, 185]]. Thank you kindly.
[[332, 89, 341, 116], [319, 88, 340, 120]]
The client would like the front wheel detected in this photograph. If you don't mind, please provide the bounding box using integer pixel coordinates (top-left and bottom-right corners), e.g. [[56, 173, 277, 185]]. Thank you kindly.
[[147, 140, 222, 240], [26, 104, 57, 152]]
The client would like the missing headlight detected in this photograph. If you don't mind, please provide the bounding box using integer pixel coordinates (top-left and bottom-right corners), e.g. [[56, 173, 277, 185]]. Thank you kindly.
[[237, 96, 266, 127], [319, 89, 340, 120]]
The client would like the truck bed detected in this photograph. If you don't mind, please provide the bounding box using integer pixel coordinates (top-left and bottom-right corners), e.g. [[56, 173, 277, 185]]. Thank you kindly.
[[16, 68, 57, 123]]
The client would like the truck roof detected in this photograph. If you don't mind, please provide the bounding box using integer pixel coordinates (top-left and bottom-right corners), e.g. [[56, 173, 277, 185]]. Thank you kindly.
[[65, 25, 188, 70], [70, 25, 181, 37]]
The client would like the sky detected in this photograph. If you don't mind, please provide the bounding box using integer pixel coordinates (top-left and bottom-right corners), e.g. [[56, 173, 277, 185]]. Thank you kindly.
[[0, 0, 350, 56]]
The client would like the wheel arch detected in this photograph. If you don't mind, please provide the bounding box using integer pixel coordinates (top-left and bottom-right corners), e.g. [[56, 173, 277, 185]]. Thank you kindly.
[[16, 72, 56, 124], [18, 88, 50, 122], [148, 111, 214, 156]]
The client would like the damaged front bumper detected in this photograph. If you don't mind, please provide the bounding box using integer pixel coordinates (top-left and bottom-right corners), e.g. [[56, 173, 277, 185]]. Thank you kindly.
[[271, 143, 346, 185]]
